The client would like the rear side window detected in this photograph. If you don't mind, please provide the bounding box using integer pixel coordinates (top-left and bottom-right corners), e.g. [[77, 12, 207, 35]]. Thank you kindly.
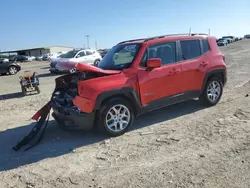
[[201, 39, 210, 53], [86, 50, 94, 55], [180, 39, 201, 60]]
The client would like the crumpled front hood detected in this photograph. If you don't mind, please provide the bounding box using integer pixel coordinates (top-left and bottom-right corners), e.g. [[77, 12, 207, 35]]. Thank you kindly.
[[75, 63, 121, 75]]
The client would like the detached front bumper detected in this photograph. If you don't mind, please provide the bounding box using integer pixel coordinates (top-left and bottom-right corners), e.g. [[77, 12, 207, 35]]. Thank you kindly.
[[51, 100, 96, 130], [50, 68, 70, 74]]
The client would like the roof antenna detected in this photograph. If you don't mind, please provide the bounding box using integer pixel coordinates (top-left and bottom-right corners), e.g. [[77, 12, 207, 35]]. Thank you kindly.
[[189, 28, 192, 36]]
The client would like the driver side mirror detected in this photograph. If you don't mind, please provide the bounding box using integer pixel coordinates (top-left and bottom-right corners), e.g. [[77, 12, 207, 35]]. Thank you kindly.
[[76, 55, 80, 58], [146, 58, 162, 69]]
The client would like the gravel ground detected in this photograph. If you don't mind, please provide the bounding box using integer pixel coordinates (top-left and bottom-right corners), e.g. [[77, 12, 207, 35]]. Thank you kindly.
[[0, 40, 250, 188]]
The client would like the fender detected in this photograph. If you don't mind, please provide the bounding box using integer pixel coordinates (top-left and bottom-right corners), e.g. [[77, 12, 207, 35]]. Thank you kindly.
[[93, 87, 142, 113], [201, 68, 227, 91]]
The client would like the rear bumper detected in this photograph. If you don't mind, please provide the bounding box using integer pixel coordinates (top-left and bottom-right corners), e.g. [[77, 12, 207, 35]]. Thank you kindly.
[[51, 101, 96, 130]]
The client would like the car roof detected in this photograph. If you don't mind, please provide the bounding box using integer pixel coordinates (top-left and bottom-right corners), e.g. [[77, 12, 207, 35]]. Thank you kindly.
[[117, 33, 212, 45]]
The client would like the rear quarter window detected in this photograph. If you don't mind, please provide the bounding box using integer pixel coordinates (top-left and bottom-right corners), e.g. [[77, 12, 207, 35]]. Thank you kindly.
[[201, 39, 210, 53]]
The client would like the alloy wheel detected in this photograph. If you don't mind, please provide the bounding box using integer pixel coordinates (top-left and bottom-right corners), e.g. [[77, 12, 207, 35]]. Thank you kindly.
[[105, 104, 131, 133], [206, 81, 221, 103], [9, 66, 17, 75]]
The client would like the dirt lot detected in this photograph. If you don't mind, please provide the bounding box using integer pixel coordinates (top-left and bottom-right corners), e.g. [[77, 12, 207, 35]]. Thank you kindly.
[[0, 40, 250, 188]]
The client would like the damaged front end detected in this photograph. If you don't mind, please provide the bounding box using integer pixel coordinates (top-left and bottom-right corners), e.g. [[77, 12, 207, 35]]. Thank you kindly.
[[50, 71, 101, 130], [13, 64, 120, 151]]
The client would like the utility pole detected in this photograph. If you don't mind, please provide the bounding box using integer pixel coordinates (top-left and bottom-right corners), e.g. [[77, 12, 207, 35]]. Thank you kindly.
[[85, 35, 90, 48], [208, 29, 210, 35], [189, 28, 192, 35], [95, 40, 98, 50]]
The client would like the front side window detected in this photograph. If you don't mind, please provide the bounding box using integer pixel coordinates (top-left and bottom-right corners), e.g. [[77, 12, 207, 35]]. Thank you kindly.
[[98, 43, 141, 70], [76, 51, 85, 57], [180, 39, 201, 60], [140, 41, 176, 67]]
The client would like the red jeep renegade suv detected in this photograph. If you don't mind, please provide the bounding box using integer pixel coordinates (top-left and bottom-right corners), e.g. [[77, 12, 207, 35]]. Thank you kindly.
[[51, 33, 227, 136]]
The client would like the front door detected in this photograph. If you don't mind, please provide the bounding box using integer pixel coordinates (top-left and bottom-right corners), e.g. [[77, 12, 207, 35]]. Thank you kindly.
[[137, 41, 183, 107]]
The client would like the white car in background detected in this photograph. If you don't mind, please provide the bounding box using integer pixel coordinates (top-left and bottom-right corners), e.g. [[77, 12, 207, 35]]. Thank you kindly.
[[48, 51, 67, 61], [50, 49, 102, 73], [27, 56, 36, 61]]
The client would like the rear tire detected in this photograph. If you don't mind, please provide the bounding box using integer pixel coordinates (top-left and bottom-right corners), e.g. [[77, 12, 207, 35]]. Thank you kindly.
[[94, 59, 100, 66], [96, 98, 135, 137], [199, 77, 223, 106]]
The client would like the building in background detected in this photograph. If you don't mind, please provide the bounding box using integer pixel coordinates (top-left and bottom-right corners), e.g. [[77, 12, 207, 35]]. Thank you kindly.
[[0, 45, 74, 57]]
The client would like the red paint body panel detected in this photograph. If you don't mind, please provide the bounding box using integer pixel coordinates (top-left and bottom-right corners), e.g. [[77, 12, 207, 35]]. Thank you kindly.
[[73, 96, 93, 113], [137, 63, 182, 105], [75, 71, 138, 113]]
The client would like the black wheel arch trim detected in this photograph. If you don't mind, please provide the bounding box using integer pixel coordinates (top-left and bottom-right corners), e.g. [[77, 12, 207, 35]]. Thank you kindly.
[[93, 87, 142, 113], [201, 68, 227, 92]]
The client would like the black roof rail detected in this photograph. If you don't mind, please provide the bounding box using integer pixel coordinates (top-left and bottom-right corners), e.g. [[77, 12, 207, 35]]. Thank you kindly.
[[144, 33, 208, 41], [117, 33, 208, 44], [117, 38, 147, 45]]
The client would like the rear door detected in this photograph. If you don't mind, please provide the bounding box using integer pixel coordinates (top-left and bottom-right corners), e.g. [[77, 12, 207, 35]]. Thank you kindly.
[[178, 39, 210, 92], [137, 41, 183, 106], [85, 50, 96, 64]]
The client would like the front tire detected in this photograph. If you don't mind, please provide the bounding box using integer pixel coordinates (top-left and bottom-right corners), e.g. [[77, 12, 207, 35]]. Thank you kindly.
[[97, 98, 135, 137], [8, 66, 17, 75], [199, 77, 223, 106]]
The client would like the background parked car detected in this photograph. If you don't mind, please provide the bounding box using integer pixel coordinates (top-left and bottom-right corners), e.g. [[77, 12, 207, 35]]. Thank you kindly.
[[35, 55, 43, 61], [49, 49, 102, 73], [27, 56, 36, 61], [0, 59, 21, 75], [217, 39, 228, 46], [10, 55, 28, 62], [222, 37, 233, 43], [222, 36, 235, 43], [48, 51, 67, 62], [97, 49, 109, 58], [244, 34, 250, 39], [0, 58, 9, 63]]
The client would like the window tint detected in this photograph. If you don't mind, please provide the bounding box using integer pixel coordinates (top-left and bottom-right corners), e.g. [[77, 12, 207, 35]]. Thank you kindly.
[[140, 42, 176, 67], [180, 40, 201, 60], [86, 50, 94, 55], [202, 39, 210, 53]]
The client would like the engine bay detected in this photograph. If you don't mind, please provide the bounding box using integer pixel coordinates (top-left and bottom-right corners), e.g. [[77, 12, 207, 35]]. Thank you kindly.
[[51, 71, 108, 113]]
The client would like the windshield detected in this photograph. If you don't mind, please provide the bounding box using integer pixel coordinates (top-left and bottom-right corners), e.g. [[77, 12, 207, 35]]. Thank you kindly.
[[59, 50, 79, 58], [97, 43, 141, 70]]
